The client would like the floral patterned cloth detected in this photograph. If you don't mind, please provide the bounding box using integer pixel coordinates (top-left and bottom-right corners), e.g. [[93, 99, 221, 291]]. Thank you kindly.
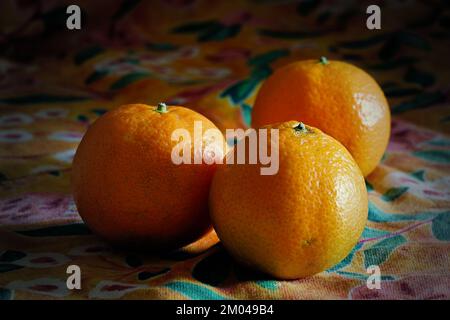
[[0, 0, 449, 300]]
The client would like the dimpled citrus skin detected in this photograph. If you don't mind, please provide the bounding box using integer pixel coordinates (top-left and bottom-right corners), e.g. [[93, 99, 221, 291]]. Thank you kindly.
[[209, 121, 368, 279], [72, 104, 225, 251], [252, 59, 391, 176]]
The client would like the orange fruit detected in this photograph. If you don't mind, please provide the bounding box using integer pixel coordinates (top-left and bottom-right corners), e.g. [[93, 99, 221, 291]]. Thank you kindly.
[[251, 57, 391, 176], [209, 121, 368, 279], [72, 103, 225, 251]]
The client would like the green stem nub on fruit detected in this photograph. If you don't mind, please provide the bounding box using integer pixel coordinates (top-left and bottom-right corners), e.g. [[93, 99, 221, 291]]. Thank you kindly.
[[156, 102, 168, 113], [294, 122, 307, 132], [319, 56, 329, 65]]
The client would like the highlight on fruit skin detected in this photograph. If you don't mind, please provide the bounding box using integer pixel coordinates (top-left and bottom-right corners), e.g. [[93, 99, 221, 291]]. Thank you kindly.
[[71, 103, 226, 251], [251, 57, 391, 177], [209, 121, 368, 279]]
